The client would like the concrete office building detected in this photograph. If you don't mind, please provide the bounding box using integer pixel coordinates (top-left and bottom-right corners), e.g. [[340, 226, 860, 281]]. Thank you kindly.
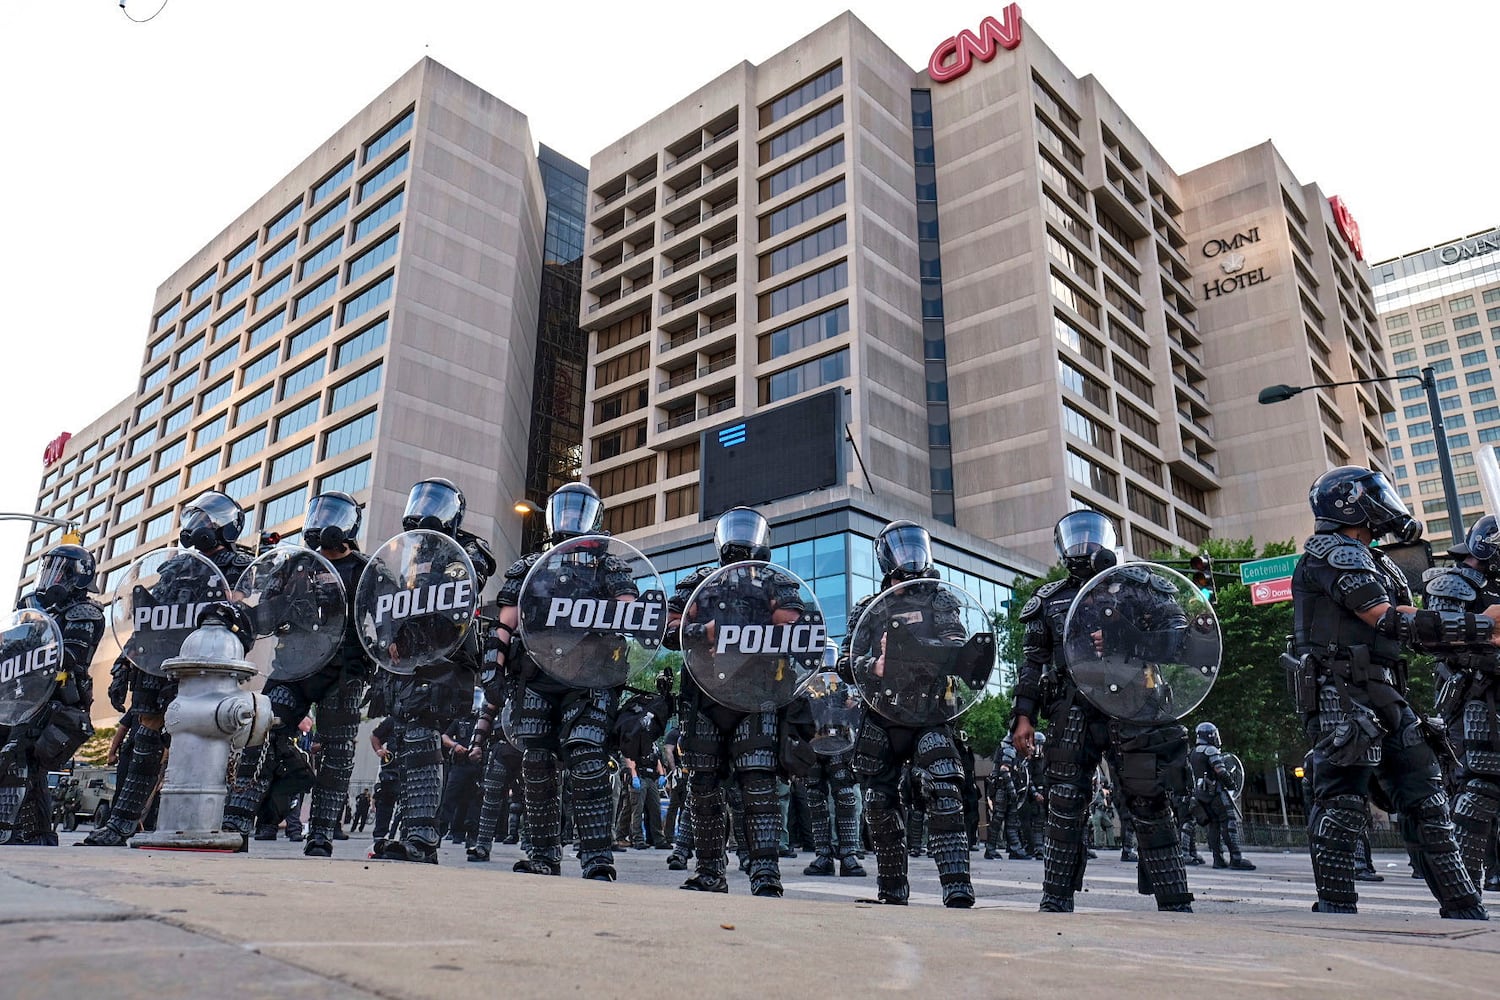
[[21, 58, 588, 703], [1371, 226, 1500, 550]]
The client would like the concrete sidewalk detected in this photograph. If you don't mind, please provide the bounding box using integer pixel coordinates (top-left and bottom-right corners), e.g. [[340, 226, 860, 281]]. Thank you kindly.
[[1, 847, 1497, 999]]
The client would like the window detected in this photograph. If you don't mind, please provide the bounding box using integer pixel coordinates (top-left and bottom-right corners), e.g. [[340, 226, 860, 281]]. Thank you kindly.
[[1454, 314, 1480, 331], [226, 238, 257, 273], [1425, 340, 1450, 357], [1476, 406, 1500, 425], [306, 196, 349, 242], [224, 467, 259, 499], [665, 441, 699, 477], [276, 398, 320, 440], [219, 270, 252, 307], [759, 348, 849, 404], [1389, 331, 1413, 346], [759, 303, 848, 361], [1421, 322, 1446, 339], [1404, 403, 1429, 419], [235, 386, 273, 425], [123, 461, 149, 489], [763, 219, 846, 278], [1065, 448, 1119, 500], [170, 369, 198, 402], [1033, 74, 1081, 136], [1462, 349, 1489, 367], [300, 235, 344, 279], [148, 334, 173, 363], [763, 140, 844, 199], [1393, 349, 1417, 365], [1417, 304, 1442, 321], [208, 342, 240, 376], [1450, 294, 1475, 312], [142, 511, 174, 543], [347, 231, 398, 283], [336, 318, 387, 367], [1056, 312, 1107, 369], [196, 415, 228, 450], [760, 261, 847, 319], [269, 442, 314, 483], [365, 108, 413, 164], [1063, 401, 1113, 452], [129, 427, 157, 456], [1408, 420, 1433, 437], [186, 453, 220, 487], [665, 484, 699, 520], [596, 345, 649, 388], [138, 394, 164, 422], [281, 356, 325, 399], [341, 274, 393, 324], [1050, 270, 1099, 325], [229, 428, 267, 466], [163, 405, 192, 434], [318, 458, 371, 495], [1469, 368, 1495, 386], [764, 64, 842, 125], [1113, 359, 1154, 405], [256, 271, 293, 312], [288, 315, 332, 358], [261, 238, 296, 275], [1412, 440, 1437, 456], [1471, 388, 1498, 405], [267, 201, 303, 240], [242, 349, 278, 387], [323, 410, 376, 458], [1058, 357, 1110, 410], [188, 270, 217, 305], [1127, 483, 1169, 527], [1043, 190, 1091, 246], [144, 364, 168, 390], [150, 477, 180, 506], [156, 437, 185, 469], [294, 274, 337, 318], [116, 494, 145, 523], [1047, 230, 1095, 284], [603, 497, 655, 535], [762, 179, 845, 239], [248, 309, 286, 349], [312, 158, 354, 204], [1458, 332, 1485, 348], [262, 486, 307, 528], [359, 150, 408, 202], [153, 299, 182, 333], [331, 364, 383, 411], [1037, 112, 1084, 171], [761, 102, 843, 162], [201, 378, 233, 412], [1385, 313, 1410, 330], [354, 190, 404, 242]]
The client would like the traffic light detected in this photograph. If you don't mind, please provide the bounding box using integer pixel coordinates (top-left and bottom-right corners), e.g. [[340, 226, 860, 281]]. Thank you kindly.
[[1189, 552, 1217, 603]]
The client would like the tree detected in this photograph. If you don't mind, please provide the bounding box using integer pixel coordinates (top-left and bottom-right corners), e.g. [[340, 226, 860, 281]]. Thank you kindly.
[[964, 693, 1011, 759], [75, 726, 115, 767]]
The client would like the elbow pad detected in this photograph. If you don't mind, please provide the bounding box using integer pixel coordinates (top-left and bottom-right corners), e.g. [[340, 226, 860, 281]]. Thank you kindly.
[[1378, 607, 1494, 648]]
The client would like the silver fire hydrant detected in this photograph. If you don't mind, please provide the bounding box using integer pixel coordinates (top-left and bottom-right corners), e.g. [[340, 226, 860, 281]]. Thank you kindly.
[[131, 622, 273, 851]]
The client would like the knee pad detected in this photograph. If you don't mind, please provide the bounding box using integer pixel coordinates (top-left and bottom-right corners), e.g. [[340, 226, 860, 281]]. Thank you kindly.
[[1453, 780, 1500, 823], [913, 729, 963, 781], [731, 712, 780, 773], [515, 687, 560, 749], [865, 787, 900, 814], [1311, 794, 1366, 846], [925, 782, 965, 831], [1047, 782, 1087, 822], [853, 719, 891, 777], [560, 691, 612, 749], [680, 711, 724, 774], [564, 742, 609, 784]]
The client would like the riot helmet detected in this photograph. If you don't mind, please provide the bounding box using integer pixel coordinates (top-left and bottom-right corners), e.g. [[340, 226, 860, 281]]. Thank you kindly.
[[1457, 514, 1500, 574], [179, 491, 245, 552], [875, 520, 933, 582], [1309, 466, 1421, 542], [1053, 510, 1118, 579], [714, 506, 771, 565], [402, 478, 465, 535], [304, 491, 362, 551], [1195, 722, 1221, 747], [35, 544, 99, 605], [544, 483, 604, 543]]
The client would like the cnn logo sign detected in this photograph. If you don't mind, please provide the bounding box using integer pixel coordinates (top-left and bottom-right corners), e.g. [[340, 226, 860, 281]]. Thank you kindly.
[[928, 5, 1024, 83]]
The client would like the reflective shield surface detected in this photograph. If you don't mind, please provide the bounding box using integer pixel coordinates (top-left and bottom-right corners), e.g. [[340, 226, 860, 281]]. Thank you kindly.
[[110, 547, 232, 677], [355, 530, 479, 676], [0, 610, 64, 727], [235, 547, 347, 682]]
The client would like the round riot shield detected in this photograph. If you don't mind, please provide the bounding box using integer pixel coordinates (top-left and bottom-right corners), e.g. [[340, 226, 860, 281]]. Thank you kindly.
[[235, 547, 347, 682], [516, 536, 666, 689], [797, 668, 863, 756], [848, 579, 996, 727], [1222, 751, 1246, 797], [355, 530, 479, 676], [1061, 563, 1221, 725], [111, 547, 232, 677], [682, 561, 826, 712], [0, 610, 64, 727]]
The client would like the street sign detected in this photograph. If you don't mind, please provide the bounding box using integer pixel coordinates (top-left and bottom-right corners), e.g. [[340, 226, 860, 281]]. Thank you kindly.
[[1250, 578, 1292, 605], [1240, 554, 1299, 585]]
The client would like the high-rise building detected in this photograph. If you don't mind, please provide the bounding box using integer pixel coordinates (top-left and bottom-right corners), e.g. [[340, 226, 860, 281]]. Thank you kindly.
[[576, 8, 1385, 570], [20, 59, 586, 697], [1371, 226, 1500, 550]]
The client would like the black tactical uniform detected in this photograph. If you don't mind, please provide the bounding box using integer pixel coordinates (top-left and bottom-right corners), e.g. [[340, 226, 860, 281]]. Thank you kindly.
[[1012, 510, 1195, 913], [1187, 722, 1254, 870], [85, 493, 253, 846], [224, 492, 375, 856], [1289, 466, 1492, 917], [984, 736, 1030, 859], [0, 546, 105, 845], [1425, 515, 1500, 894]]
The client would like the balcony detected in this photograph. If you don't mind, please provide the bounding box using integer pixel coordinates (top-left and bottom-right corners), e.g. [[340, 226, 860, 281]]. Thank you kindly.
[[660, 312, 736, 353], [660, 274, 735, 316], [664, 124, 739, 170], [591, 212, 652, 247], [662, 200, 736, 241], [661, 237, 736, 277], [593, 172, 658, 212]]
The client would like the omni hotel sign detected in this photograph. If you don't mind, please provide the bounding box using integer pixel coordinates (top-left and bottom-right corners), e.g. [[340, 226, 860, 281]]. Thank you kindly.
[[1439, 231, 1500, 265], [1200, 227, 1271, 299]]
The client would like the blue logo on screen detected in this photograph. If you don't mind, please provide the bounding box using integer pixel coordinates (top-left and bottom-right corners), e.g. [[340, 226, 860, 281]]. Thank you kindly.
[[717, 423, 747, 448]]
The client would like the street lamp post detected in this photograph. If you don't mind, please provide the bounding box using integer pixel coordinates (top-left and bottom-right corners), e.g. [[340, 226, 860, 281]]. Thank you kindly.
[[1258, 365, 1465, 541]]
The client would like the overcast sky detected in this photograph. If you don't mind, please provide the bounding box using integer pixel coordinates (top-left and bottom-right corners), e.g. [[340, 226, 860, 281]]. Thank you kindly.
[[2, 0, 1495, 590]]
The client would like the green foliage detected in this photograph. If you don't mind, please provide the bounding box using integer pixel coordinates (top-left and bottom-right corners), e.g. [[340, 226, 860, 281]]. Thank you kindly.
[[628, 650, 682, 693], [76, 726, 115, 767], [997, 564, 1067, 670], [964, 693, 1012, 758]]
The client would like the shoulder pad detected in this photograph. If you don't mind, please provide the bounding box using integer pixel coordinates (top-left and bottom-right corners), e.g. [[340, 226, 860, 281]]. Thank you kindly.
[[504, 557, 533, 581], [1149, 574, 1179, 596], [1426, 570, 1480, 604], [1304, 534, 1345, 559], [931, 588, 961, 610], [65, 601, 104, 622], [1019, 595, 1044, 622], [1326, 542, 1377, 572], [602, 555, 632, 576], [1115, 564, 1153, 584], [225, 550, 256, 570], [1035, 579, 1070, 599]]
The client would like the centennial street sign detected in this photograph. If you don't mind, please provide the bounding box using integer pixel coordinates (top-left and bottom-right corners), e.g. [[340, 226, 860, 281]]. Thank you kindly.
[[1239, 553, 1300, 585]]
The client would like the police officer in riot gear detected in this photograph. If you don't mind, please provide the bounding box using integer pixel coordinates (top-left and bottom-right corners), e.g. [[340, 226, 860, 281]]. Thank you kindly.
[[483, 482, 632, 880], [984, 735, 1030, 860], [1289, 467, 1499, 917], [667, 506, 800, 896], [843, 520, 977, 907], [223, 492, 376, 856], [1187, 722, 1254, 870], [0, 546, 105, 845], [1011, 510, 1196, 912], [1426, 514, 1500, 893], [84, 491, 255, 846], [371, 478, 495, 863]]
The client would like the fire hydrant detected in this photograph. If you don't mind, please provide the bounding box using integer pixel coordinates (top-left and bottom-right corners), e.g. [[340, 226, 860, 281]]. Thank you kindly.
[[131, 621, 272, 850]]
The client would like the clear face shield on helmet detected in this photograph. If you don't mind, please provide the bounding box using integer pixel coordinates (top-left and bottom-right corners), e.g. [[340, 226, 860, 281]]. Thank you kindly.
[[1054, 510, 1118, 578], [876, 523, 933, 579], [304, 494, 361, 550], [180, 491, 243, 550], [403, 481, 464, 534], [36, 549, 95, 599], [1357, 473, 1422, 543], [545, 487, 603, 541], [714, 507, 771, 564]]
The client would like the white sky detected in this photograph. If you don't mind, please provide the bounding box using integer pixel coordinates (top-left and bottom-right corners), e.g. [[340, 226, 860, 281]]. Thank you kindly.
[[1, 0, 1495, 590]]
